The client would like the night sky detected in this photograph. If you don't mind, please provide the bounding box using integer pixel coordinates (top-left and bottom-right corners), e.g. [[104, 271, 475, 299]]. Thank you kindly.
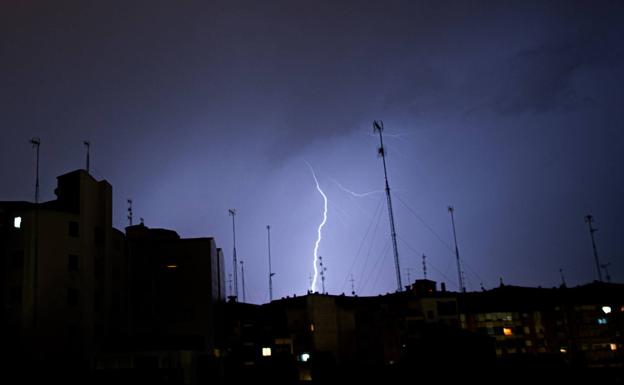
[[2, 1, 623, 303]]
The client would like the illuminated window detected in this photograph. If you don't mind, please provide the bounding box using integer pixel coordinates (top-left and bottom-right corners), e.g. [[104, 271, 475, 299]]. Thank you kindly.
[[166, 264, 178, 269], [560, 348, 567, 354], [300, 353, 310, 362], [310, 323, 315, 332], [610, 344, 617, 351], [503, 327, 513, 336], [262, 347, 272, 357], [13, 217, 21, 228], [602, 306, 612, 314], [597, 318, 607, 325]]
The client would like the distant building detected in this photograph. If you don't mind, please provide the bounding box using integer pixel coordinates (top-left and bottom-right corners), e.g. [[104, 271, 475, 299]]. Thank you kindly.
[[458, 282, 624, 368], [222, 280, 493, 384], [94, 223, 225, 383]]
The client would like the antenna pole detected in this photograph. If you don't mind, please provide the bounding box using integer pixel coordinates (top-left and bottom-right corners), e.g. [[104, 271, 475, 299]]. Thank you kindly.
[[30, 138, 41, 203], [240, 261, 246, 303], [584, 215, 603, 282], [373, 120, 402, 292], [448, 206, 465, 292], [127, 199, 133, 226], [229, 209, 238, 300], [30, 137, 41, 328], [228, 273, 232, 299], [350, 274, 356, 296], [601, 263, 611, 283], [559, 268, 566, 287], [267, 225, 274, 302], [422, 254, 427, 280], [319, 255, 326, 294], [83, 140, 90, 174]]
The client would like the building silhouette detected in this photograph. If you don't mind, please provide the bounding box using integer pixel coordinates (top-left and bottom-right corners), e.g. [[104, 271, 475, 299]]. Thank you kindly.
[[1, 169, 225, 383], [1, 168, 622, 384]]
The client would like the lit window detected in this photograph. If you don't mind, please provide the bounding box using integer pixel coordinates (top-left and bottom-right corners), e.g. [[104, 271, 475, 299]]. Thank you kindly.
[[310, 323, 315, 332], [602, 306, 612, 314], [300, 353, 310, 362], [166, 264, 178, 269], [262, 347, 272, 357], [610, 344, 617, 351], [13, 217, 21, 228], [560, 348, 567, 354], [503, 327, 513, 336], [597, 318, 607, 325]]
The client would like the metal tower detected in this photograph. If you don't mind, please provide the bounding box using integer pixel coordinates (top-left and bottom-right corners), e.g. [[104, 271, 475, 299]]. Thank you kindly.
[[373, 120, 402, 292], [448, 206, 465, 292]]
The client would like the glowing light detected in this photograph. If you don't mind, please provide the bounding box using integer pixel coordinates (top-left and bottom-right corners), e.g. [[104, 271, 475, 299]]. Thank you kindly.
[[503, 327, 513, 336], [610, 343, 617, 351], [602, 306, 612, 314], [560, 348, 567, 354], [308, 165, 327, 293], [13, 217, 21, 228], [300, 353, 310, 362], [166, 264, 178, 269], [262, 347, 272, 357]]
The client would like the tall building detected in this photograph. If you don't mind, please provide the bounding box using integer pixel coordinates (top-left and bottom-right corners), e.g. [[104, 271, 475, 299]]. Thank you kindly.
[[0, 170, 122, 369], [1, 169, 226, 384]]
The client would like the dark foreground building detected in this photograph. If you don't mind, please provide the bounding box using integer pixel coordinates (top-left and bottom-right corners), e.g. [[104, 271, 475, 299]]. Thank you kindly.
[[0, 170, 225, 384]]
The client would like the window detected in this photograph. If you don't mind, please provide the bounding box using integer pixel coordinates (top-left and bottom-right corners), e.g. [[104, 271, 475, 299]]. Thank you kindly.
[[503, 327, 513, 336], [68, 288, 79, 307], [68, 254, 79, 272], [262, 347, 272, 357], [13, 217, 22, 228], [68, 221, 79, 237]]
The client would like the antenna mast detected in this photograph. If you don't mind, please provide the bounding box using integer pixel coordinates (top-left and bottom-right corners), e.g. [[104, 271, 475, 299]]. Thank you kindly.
[[448, 206, 465, 292], [350, 274, 356, 296], [267, 225, 275, 302], [127, 199, 133, 226], [319, 255, 327, 294], [229, 209, 238, 300], [240, 260, 246, 303], [584, 215, 603, 282], [373, 120, 402, 292], [601, 263, 611, 283], [422, 254, 427, 280], [83, 140, 90, 174], [30, 137, 41, 203]]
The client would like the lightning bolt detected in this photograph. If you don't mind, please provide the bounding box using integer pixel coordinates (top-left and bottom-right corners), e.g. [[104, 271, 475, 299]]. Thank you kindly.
[[331, 178, 384, 197], [308, 164, 327, 293]]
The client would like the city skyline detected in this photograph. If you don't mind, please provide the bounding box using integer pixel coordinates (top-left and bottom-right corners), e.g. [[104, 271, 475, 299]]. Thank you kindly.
[[1, 0, 623, 304]]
